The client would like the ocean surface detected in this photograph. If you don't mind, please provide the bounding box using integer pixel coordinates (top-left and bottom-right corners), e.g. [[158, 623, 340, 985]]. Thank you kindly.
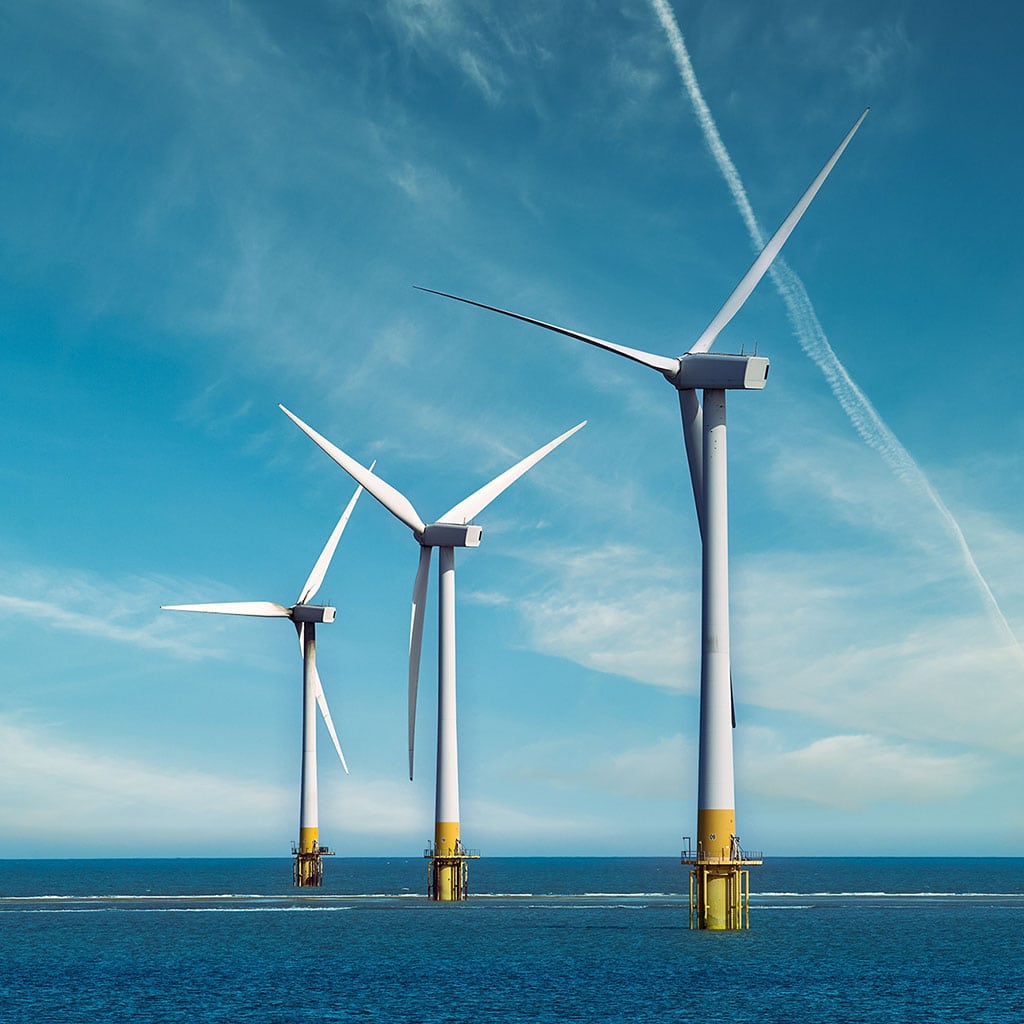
[[2, 857, 1021, 1023]]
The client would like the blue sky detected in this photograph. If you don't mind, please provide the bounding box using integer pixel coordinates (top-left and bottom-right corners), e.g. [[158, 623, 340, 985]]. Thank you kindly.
[[1, 0, 1021, 859]]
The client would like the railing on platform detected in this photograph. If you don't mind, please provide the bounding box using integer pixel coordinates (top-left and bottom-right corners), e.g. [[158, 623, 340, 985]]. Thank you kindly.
[[680, 836, 762, 864], [423, 844, 480, 859]]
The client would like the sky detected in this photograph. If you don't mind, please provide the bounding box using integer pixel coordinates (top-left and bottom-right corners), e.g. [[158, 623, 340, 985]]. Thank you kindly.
[[1, 0, 1021, 860]]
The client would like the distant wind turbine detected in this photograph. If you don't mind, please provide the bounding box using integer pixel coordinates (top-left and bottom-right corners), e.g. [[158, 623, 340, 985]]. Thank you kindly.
[[280, 404, 584, 901], [162, 474, 369, 886], [417, 111, 867, 927]]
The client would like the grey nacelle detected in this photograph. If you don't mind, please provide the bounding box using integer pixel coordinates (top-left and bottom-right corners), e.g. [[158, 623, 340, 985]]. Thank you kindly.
[[674, 353, 770, 390], [419, 523, 483, 548], [292, 604, 337, 623]]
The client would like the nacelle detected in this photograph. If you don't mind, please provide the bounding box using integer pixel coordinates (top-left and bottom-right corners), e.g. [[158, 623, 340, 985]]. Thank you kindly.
[[674, 352, 770, 391], [292, 604, 337, 623], [419, 523, 483, 548]]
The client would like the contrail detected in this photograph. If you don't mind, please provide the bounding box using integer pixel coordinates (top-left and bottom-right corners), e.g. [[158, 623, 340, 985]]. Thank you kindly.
[[649, 0, 1022, 654]]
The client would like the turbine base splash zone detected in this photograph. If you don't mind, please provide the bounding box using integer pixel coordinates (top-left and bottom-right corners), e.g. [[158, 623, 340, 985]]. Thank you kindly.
[[293, 836, 335, 888], [424, 832, 480, 902], [681, 832, 763, 930]]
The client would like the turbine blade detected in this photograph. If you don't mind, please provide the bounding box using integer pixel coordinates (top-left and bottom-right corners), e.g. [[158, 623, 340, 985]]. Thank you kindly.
[[416, 287, 680, 376], [161, 602, 291, 617], [438, 421, 586, 525], [678, 390, 704, 539], [297, 461, 376, 606], [407, 544, 432, 781], [731, 673, 737, 729], [313, 661, 349, 774], [688, 108, 869, 355], [280, 405, 426, 535]]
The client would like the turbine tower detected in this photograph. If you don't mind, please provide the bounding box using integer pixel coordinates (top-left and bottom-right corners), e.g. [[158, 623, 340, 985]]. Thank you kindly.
[[417, 111, 867, 927], [280, 404, 584, 900], [163, 475, 369, 886]]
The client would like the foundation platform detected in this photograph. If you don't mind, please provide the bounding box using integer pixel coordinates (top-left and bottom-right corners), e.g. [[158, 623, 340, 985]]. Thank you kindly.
[[292, 840, 334, 887], [424, 841, 480, 901], [681, 836, 762, 930]]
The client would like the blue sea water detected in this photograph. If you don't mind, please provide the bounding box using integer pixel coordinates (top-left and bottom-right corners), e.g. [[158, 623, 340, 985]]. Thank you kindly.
[[2, 857, 1022, 1023]]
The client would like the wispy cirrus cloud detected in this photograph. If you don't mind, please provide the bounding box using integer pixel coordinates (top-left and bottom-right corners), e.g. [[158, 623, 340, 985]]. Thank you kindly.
[[0, 566, 223, 660], [738, 728, 987, 810], [518, 542, 698, 691]]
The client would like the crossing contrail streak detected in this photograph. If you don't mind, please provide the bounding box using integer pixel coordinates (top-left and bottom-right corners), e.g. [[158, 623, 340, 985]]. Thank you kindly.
[[649, 0, 1021, 654]]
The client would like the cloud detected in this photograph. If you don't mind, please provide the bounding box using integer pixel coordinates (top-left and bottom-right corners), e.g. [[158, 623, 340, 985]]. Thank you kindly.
[[519, 543, 698, 691], [732, 547, 1024, 754], [501, 416, 1024, 760], [739, 728, 987, 811], [384, 0, 511, 103], [844, 22, 915, 90], [389, 161, 461, 208], [321, 777, 432, 838], [0, 713, 430, 856], [0, 714, 288, 854], [457, 49, 503, 104], [465, 796, 606, 845], [648, 0, 1021, 657], [598, 733, 693, 800], [385, 0, 461, 44], [0, 566, 223, 661]]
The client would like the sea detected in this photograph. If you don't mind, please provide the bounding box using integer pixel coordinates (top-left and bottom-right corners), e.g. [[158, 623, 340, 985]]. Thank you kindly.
[[2, 857, 1021, 1023]]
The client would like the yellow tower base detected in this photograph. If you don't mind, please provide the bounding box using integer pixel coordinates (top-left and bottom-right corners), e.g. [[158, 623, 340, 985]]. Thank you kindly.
[[682, 812, 762, 929], [292, 827, 334, 887], [425, 822, 479, 901]]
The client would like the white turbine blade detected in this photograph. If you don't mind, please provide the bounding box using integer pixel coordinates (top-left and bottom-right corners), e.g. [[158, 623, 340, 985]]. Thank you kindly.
[[407, 544, 432, 781], [678, 389, 705, 539], [280, 405, 426, 535], [438, 421, 587, 526], [688, 108, 869, 354], [313, 661, 349, 774], [297, 461, 376, 606], [416, 287, 680, 376], [161, 601, 291, 617]]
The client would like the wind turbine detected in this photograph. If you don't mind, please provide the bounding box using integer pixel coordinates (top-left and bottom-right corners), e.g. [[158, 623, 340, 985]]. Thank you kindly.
[[279, 404, 584, 900], [162, 474, 370, 886], [417, 110, 868, 927]]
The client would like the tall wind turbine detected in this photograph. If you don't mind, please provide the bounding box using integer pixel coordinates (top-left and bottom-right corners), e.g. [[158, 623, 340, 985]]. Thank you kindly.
[[163, 474, 369, 886], [417, 111, 868, 927], [280, 404, 584, 900]]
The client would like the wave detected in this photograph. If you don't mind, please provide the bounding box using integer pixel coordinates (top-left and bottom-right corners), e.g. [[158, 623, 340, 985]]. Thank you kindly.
[[756, 891, 1023, 898], [4, 890, 1020, 909], [1, 905, 355, 914], [1, 892, 425, 902], [4, 893, 267, 902]]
